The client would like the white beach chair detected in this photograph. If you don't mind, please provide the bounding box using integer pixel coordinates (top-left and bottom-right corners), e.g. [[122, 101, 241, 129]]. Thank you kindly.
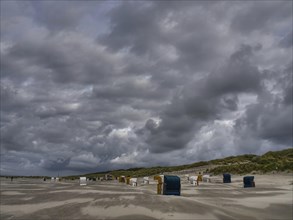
[[80, 177, 87, 186]]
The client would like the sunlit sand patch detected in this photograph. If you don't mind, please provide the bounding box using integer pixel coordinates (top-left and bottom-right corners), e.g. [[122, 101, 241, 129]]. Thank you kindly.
[[231, 192, 292, 209], [49, 189, 144, 194], [1, 198, 93, 216], [82, 204, 216, 219], [2, 188, 43, 191], [89, 184, 126, 188], [181, 190, 200, 195], [119, 195, 136, 200], [20, 197, 34, 201], [92, 198, 114, 203], [253, 190, 287, 194], [1, 191, 26, 196]]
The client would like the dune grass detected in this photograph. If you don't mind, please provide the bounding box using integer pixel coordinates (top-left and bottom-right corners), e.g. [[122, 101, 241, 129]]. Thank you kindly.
[[64, 148, 293, 179]]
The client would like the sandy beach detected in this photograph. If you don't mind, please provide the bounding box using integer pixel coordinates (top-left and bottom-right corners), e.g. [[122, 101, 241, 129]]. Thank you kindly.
[[0, 174, 292, 220]]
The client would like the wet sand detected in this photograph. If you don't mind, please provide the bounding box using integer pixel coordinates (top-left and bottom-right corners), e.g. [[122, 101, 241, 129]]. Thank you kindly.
[[0, 174, 292, 220]]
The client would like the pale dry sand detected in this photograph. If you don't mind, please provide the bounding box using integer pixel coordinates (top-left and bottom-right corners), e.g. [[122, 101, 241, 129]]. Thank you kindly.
[[1, 198, 93, 216], [1, 191, 26, 196], [81, 204, 216, 219], [49, 189, 144, 195], [0, 174, 292, 220]]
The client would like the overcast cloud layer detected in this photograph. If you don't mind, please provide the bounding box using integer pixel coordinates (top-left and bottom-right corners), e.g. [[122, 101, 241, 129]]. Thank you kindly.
[[1, 1, 292, 176]]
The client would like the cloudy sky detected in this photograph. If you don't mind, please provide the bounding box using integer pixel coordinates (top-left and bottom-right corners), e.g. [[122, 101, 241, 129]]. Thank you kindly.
[[1, 1, 292, 176]]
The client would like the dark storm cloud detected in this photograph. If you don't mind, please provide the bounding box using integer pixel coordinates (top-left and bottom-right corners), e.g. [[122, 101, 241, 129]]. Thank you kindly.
[[235, 100, 292, 146], [1, 116, 37, 152], [283, 85, 293, 105], [92, 78, 166, 101], [0, 1, 292, 176], [29, 1, 107, 33], [142, 44, 263, 153], [99, 2, 159, 54], [0, 83, 27, 112], [208, 44, 262, 96], [32, 2, 87, 32], [230, 1, 292, 34], [282, 63, 293, 105], [234, 61, 293, 146], [41, 157, 71, 171], [2, 37, 121, 84], [279, 30, 293, 48], [100, 1, 227, 73]]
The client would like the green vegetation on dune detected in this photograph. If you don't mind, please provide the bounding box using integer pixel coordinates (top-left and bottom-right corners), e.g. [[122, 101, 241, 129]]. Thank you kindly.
[[66, 148, 293, 179], [209, 154, 256, 165], [4, 149, 291, 180], [82, 161, 209, 179], [210, 148, 293, 174]]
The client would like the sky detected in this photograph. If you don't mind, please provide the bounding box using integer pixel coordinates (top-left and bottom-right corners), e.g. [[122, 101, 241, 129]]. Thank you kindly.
[[1, 1, 292, 176]]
